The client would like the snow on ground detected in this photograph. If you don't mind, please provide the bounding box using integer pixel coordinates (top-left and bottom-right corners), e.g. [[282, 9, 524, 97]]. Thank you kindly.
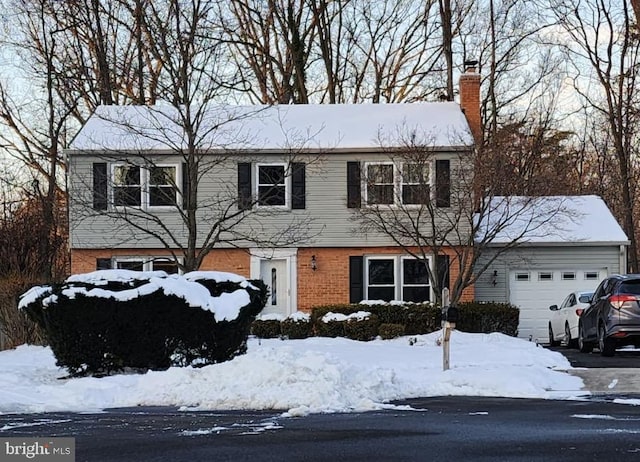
[[0, 331, 586, 416]]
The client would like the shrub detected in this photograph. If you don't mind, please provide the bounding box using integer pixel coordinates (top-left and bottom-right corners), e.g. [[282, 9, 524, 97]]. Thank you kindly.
[[315, 311, 348, 338], [19, 270, 267, 376], [281, 312, 312, 339], [378, 323, 405, 340], [456, 301, 519, 336], [251, 318, 282, 339], [344, 313, 380, 341]]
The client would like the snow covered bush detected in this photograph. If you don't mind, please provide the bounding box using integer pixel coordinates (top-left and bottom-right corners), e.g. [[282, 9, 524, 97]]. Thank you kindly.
[[18, 270, 267, 376], [280, 312, 312, 339], [251, 314, 282, 339], [343, 312, 380, 341]]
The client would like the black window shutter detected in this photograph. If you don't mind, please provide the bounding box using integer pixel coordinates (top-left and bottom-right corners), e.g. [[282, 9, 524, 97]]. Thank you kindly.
[[237, 162, 252, 210], [291, 162, 306, 209], [93, 163, 108, 210], [182, 162, 189, 210], [349, 256, 364, 303], [347, 162, 361, 208], [437, 254, 450, 290], [435, 159, 450, 207], [96, 258, 112, 270]]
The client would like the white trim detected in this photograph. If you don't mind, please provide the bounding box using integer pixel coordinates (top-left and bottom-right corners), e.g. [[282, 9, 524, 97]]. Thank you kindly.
[[112, 255, 183, 274], [363, 161, 433, 207], [364, 254, 433, 302], [109, 162, 181, 210], [250, 248, 298, 314], [255, 163, 290, 210]]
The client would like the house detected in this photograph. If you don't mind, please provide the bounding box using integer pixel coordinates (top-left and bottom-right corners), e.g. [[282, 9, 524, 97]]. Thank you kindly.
[[474, 195, 629, 343], [67, 68, 483, 316]]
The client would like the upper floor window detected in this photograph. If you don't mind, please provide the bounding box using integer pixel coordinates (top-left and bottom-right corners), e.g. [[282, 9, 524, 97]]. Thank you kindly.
[[149, 166, 178, 207], [113, 165, 142, 207], [257, 164, 288, 207], [111, 164, 178, 209], [364, 162, 430, 206]]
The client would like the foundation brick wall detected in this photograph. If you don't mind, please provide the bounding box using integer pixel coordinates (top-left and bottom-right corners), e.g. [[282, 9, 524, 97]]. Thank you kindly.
[[297, 247, 474, 312], [70, 248, 251, 276]]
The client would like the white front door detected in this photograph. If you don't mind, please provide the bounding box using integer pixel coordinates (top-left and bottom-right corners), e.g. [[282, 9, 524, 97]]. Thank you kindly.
[[259, 259, 289, 317]]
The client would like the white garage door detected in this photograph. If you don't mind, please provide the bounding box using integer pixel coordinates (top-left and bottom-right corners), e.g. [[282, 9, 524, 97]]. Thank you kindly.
[[509, 269, 605, 343]]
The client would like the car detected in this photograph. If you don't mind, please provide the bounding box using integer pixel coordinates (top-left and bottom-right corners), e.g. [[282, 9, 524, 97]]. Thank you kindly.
[[548, 290, 593, 348], [578, 274, 640, 356]]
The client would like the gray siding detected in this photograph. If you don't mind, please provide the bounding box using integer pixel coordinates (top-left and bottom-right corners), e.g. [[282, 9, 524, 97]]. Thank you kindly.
[[69, 150, 471, 249], [474, 245, 624, 303]]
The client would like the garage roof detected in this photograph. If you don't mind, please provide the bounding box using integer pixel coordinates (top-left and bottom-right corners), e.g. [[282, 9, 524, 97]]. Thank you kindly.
[[477, 195, 629, 245]]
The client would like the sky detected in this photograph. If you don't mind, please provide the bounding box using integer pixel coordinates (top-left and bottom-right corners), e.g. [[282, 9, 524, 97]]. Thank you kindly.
[[0, 331, 592, 417]]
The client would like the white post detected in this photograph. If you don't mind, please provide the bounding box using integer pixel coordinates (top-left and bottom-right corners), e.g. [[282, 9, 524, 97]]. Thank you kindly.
[[442, 288, 451, 371]]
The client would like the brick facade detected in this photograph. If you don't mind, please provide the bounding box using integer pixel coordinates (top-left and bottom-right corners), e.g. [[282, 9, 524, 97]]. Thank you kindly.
[[459, 68, 482, 144], [297, 247, 474, 312]]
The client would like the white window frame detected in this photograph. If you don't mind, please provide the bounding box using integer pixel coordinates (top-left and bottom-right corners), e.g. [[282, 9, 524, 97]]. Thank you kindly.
[[365, 255, 433, 302], [363, 161, 433, 207], [147, 164, 179, 210], [400, 256, 432, 302], [255, 163, 290, 209], [111, 164, 143, 208], [110, 163, 180, 210], [112, 256, 183, 274]]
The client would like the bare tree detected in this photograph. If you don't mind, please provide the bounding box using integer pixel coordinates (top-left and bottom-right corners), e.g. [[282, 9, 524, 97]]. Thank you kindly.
[[71, 0, 320, 272], [551, 0, 640, 271], [350, 130, 571, 305]]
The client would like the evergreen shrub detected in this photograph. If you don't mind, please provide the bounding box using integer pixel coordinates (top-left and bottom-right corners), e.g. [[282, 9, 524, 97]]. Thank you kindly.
[[19, 271, 267, 376], [281, 313, 313, 339], [378, 323, 405, 340]]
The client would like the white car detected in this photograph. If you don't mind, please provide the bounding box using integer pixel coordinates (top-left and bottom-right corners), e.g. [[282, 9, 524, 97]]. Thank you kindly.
[[548, 291, 593, 347]]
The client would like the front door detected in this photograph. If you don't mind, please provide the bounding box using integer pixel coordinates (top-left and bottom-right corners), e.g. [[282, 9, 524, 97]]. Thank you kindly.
[[259, 259, 289, 317]]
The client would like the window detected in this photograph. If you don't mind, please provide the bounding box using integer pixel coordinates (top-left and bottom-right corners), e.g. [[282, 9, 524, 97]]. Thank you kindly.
[[402, 163, 430, 205], [257, 164, 287, 207], [365, 162, 431, 206], [366, 164, 395, 205], [562, 272, 576, 280], [111, 164, 179, 209], [149, 166, 177, 207], [111, 257, 182, 273], [515, 272, 530, 281], [538, 272, 553, 281], [367, 258, 395, 301], [585, 271, 599, 280], [401, 258, 431, 302], [366, 256, 432, 302], [113, 165, 142, 207]]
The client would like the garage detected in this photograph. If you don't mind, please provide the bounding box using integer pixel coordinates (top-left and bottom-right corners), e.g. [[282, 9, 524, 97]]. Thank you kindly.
[[509, 268, 605, 343]]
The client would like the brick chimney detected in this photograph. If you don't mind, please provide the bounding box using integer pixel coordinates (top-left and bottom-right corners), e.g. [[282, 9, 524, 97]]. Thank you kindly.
[[459, 60, 481, 145]]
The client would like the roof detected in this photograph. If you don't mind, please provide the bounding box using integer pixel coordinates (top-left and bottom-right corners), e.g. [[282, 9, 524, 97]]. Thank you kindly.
[[68, 103, 474, 152], [477, 195, 629, 246]]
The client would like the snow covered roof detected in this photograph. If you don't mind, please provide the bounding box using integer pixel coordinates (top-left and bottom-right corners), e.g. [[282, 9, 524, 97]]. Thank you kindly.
[[478, 195, 628, 245], [68, 103, 474, 152]]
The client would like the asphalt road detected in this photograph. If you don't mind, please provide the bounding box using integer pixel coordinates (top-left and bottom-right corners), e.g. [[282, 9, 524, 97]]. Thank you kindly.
[[3, 397, 640, 461]]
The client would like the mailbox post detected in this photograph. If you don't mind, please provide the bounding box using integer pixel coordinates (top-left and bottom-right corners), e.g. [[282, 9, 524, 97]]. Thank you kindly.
[[441, 289, 458, 371]]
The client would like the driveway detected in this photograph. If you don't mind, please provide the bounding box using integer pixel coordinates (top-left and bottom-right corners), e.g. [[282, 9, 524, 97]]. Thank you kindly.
[[549, 346, 640, 394]]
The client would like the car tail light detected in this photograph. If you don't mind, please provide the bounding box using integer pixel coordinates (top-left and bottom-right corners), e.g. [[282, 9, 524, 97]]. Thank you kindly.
[[609, 294, 638, 309], [575, 308, 584, 316]]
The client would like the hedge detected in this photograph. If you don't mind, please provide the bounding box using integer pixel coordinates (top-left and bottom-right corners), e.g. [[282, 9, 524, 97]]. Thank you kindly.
[[20, 272, 267, 376]]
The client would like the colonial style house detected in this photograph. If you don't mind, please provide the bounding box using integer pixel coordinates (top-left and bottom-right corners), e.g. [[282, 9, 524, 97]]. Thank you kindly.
[[67, 68, 482, 316]]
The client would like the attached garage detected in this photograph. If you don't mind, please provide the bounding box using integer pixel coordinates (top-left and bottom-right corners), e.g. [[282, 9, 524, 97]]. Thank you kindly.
[[474, 195, 629, 344], [508, 268, 605, 342]]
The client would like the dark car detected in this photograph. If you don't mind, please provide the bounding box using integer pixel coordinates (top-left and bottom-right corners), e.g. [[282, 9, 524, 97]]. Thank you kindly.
[[578, 274, 640, 356]]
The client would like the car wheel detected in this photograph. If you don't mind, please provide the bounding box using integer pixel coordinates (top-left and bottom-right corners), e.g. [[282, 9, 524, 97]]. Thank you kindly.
[[548, 324, 560, 347], [563, 323, 577, 348], [598, 323, 616, 357], [578, 323, 593, 353]]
